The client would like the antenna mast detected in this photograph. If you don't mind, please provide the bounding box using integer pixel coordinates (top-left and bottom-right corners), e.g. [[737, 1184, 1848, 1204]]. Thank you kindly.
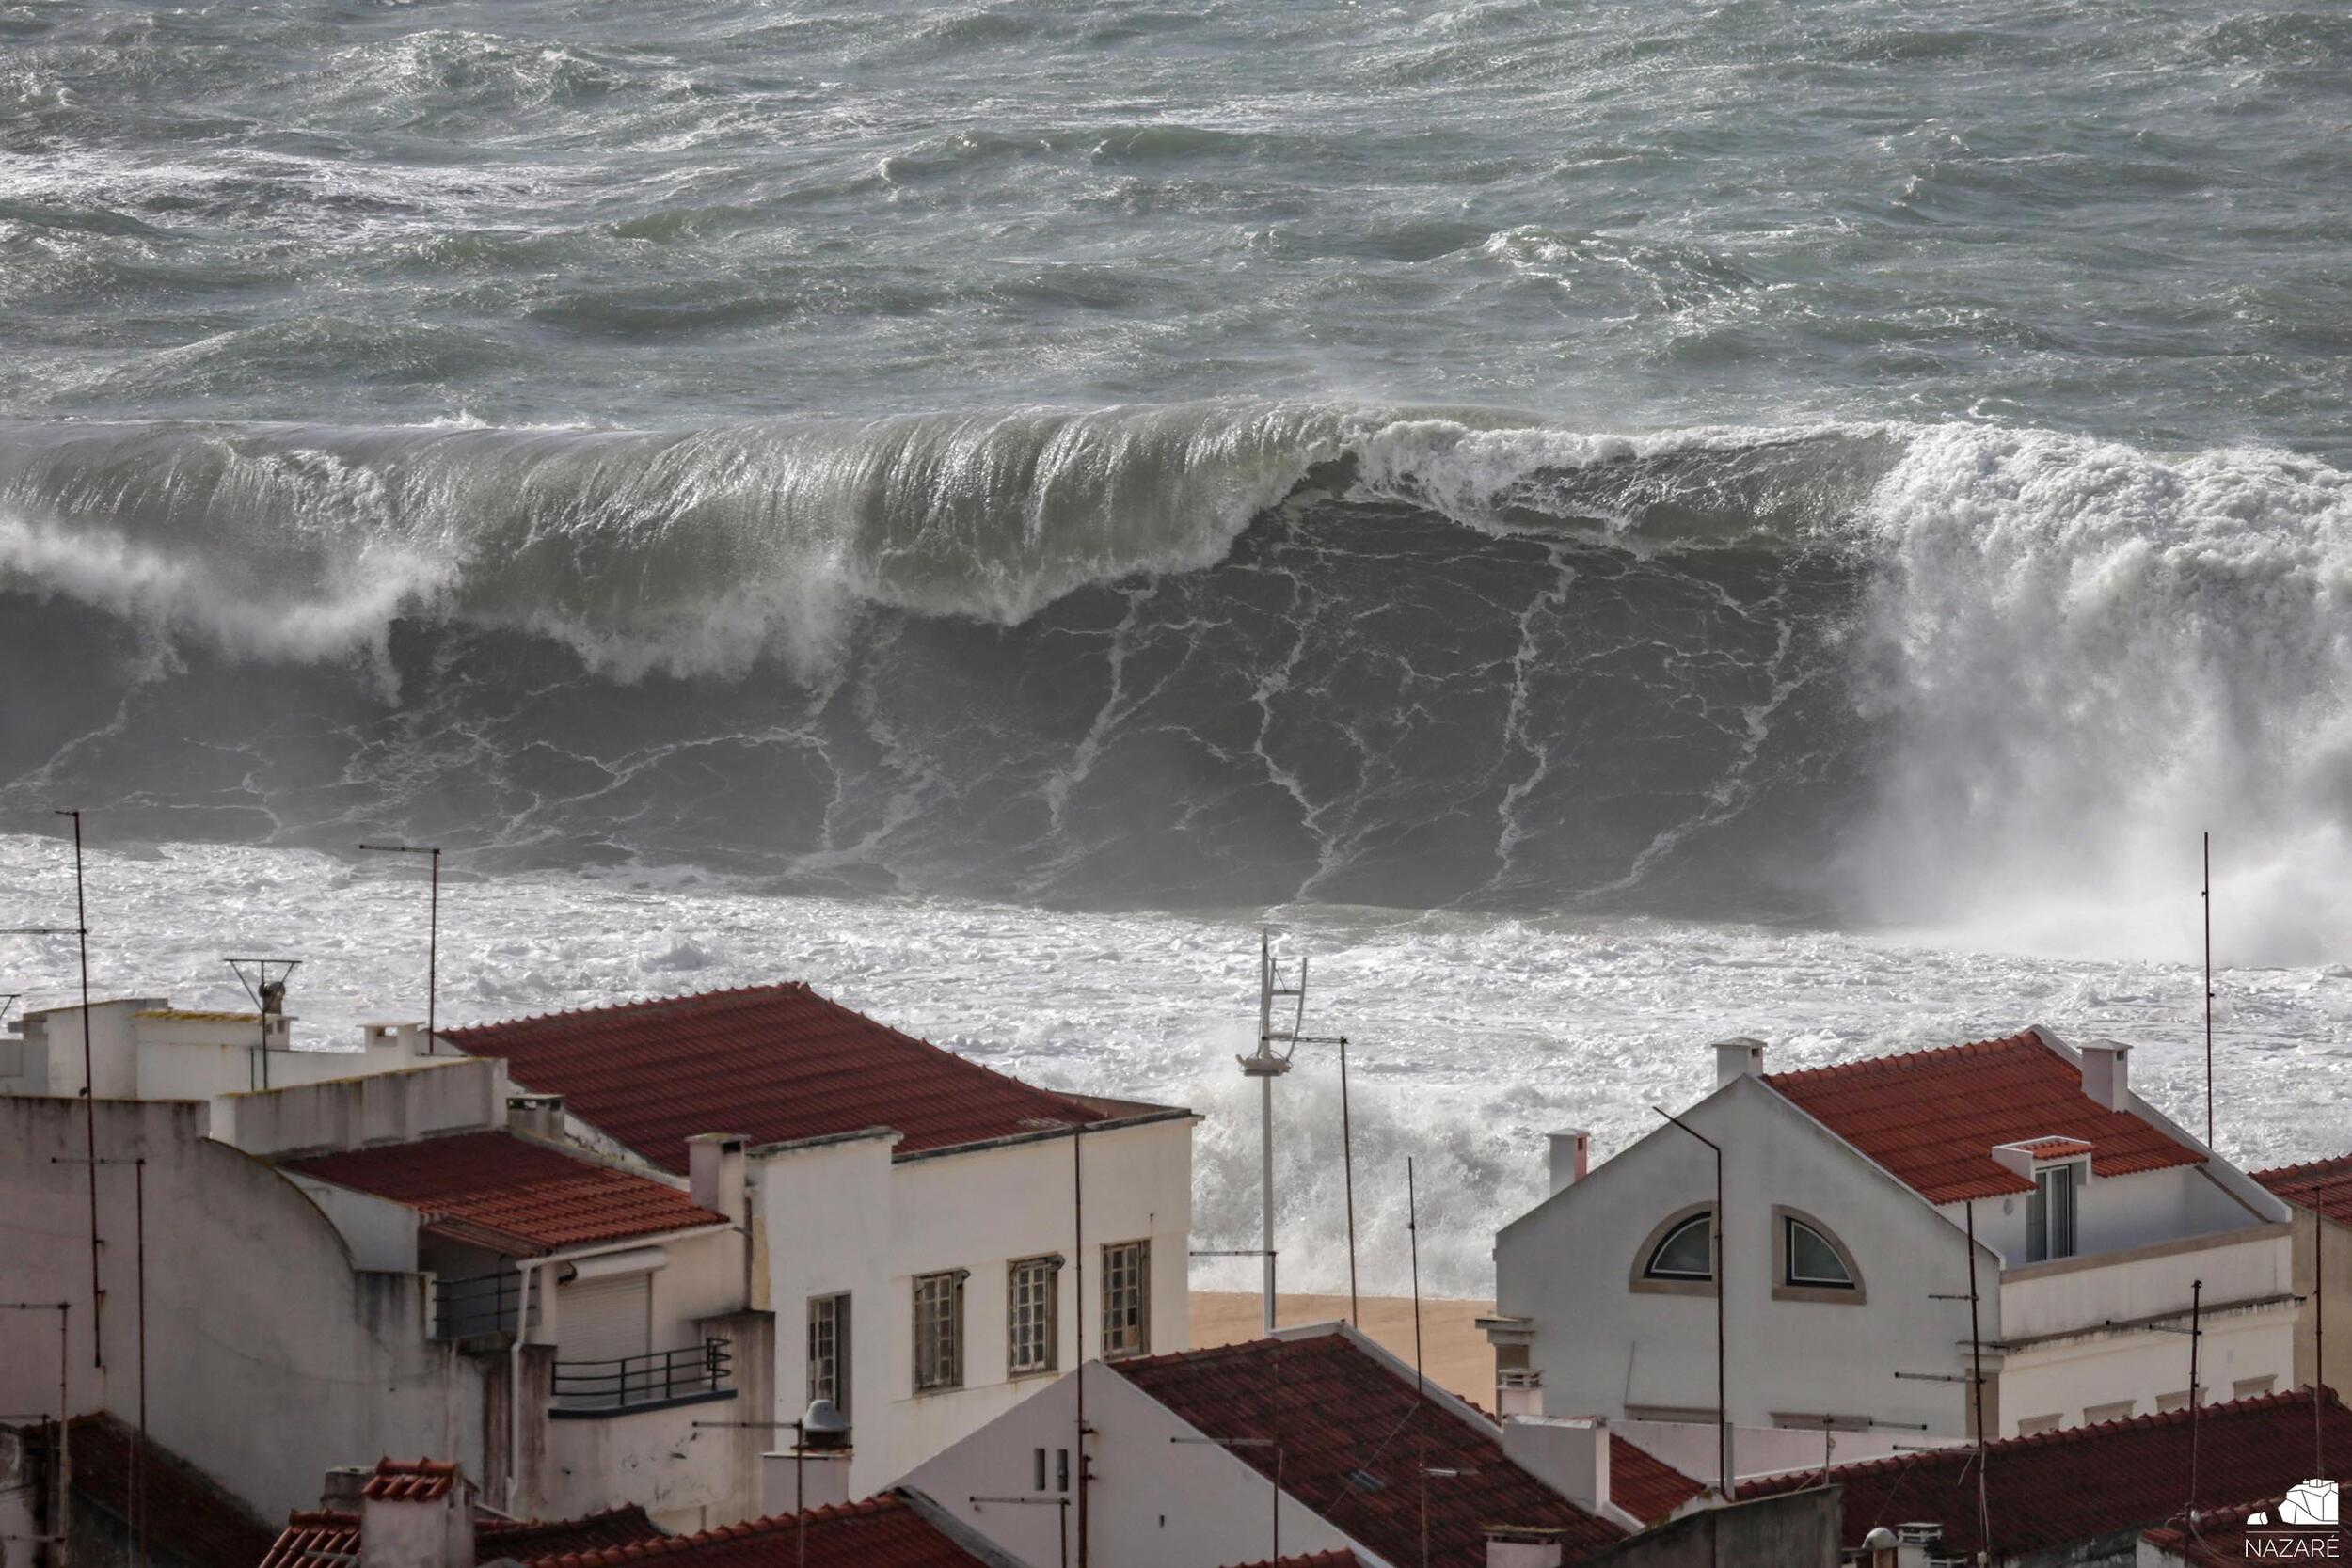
[[358, 843, 443, 1050], [2203, 832, 2214, 1148], [226, 958, 301, 1092], [1236, 932, 1359, 1335]]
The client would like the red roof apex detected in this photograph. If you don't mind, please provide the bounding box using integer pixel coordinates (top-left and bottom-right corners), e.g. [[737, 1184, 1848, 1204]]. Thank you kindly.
[[1112, 1327, 1624, 1567], [445, 984, 1166, 1176], [1762, 1030, 2203, 1203]]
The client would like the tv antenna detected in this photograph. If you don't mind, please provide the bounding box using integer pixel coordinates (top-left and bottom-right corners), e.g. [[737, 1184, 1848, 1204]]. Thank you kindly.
[[226, 958, 301, 1092], [358, 842, 444, 1051], [1235, 930, 1359, 1335]]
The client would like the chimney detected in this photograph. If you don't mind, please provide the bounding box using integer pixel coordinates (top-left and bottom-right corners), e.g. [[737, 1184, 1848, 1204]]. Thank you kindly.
[[2080, 1039, 2131, 1114], [1497, 1368, 1544, 1418], [1713, 1037, 1765, 1088], [1547, 1130, 1591, 1196], [760, 1400, 853, 1516], [320, 1465, 372, 1510], [1501, 1415, 1610, 1517], [505, 1094, 567, 1144], [689, 1132, 749, 1223], [1485, 1527, 1566, 1568], [357, 1461, 473, 1568]]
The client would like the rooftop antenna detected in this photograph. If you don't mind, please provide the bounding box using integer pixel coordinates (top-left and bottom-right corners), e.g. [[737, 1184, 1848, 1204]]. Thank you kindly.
[[1021, 1116, 1090, 1568], [2186, 1278, 2204, 1522], [2202, 832, 2215, 1148], [1236, 931, 1358, 1334], [8, 811, 104, 1370], [1407, 1157, 1424, 1398], [226, 958, 300, 1092], [358, 843, 443, 1051]]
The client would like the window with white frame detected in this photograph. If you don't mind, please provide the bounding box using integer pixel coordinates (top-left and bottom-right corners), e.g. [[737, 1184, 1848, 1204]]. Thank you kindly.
[[1782, 1216, 1856, 1289], [2027, 1162, 2079, 1262], [1645, 1213, 1714, 1281], [914, 1270, 966, 1391], [807, 1292, 850, 1416], [1008, 1254, 1061, 1376], [1101, 1240, 1150, 1360]]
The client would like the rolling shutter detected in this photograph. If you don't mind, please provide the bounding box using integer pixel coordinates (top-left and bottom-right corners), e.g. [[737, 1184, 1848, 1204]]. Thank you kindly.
[[562, 1272, 651, 1364]]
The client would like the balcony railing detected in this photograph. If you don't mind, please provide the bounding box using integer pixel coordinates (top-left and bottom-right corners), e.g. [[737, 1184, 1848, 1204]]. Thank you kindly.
[[432, 1269, 522, 1339], [551, 1339, 733, 1415]]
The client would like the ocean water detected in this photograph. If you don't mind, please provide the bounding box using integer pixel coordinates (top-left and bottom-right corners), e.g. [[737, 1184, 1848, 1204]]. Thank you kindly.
[[5, 0, 2351, 1293]]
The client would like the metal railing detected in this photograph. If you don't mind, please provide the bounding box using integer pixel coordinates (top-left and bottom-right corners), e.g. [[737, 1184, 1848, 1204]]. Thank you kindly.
[[552, 1339, 732, 1413], [432, 1270, 522, 1339]]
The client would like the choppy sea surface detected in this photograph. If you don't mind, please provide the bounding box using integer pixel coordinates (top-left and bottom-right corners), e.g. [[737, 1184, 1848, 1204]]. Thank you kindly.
[[5, 0, 2351, 1291]]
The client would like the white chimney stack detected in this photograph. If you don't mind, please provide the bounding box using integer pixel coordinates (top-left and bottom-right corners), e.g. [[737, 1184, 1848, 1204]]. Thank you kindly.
[[1502, 1414, 1611, 1517], [689, 1132, 750, 1223], [2080, 1039, 2131, 1114], [1485, 1527, 1567, 1568], [1713, 1037, 1765, 1088], [357, 1462, 473, 1568], [1547, 1130, 1591, 1196]]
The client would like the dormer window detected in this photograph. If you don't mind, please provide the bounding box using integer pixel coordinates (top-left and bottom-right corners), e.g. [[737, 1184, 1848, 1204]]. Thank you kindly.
[[1645, 1213, 1714, 1280], [2028, 1162, 2081, 1262]]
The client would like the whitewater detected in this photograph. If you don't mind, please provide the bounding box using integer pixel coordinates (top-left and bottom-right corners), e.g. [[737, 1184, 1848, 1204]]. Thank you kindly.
[[7, 0, 2352, 1294]]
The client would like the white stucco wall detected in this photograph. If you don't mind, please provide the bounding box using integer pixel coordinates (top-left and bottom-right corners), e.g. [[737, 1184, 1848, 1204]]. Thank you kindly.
[[899, 1361, 1369, 1568], [1953, 1164, 2275, 1265], [1493, 1075, 1994, 1439], [0, 1096, 487, 1520], [755, 1115, 1195, 1495], [220, 1055, 509, 1157]]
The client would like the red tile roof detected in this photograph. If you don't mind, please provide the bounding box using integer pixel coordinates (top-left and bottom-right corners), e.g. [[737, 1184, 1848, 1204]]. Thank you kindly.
[[2252, 1152, 2352, 1227], [1218, 1554, 1366, 1568], [1762, 1031, 2205, 1203], [1610, 1436, 1707, 1525], [446, 985, 1155, 1176], [260, 1504, 663, 1568], [1740, 1390, 2352, 1558], [285, 1132, 723, 1255], [1111, 1327, 1625, 1568], [60, 1414, 277, 1568], [517, 1495, 987, 1568]]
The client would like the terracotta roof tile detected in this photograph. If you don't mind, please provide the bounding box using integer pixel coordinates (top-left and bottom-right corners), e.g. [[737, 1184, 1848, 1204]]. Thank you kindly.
[[517, 1495, 986, 1568], [285, 1132, 723, 1255], [1112, 1328, 1624, 1568], [446, 985, 1149, 1175], [59, 1414, 277, 1568], [1740, 1389, 2352, 1557], [260, 1503, 663, 1568], [1610, 1436, 1707, 1525], [364, 1459, 460, 1502], [1762, 1031, 2204, 1203], [2252, 1152, 2352, 1227]]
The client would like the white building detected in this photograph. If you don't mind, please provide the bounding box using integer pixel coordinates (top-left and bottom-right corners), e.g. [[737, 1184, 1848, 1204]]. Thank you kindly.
[[1, 994, 442, 1102], [442, 982, 1198, 1497], [1486, 1029, 2299, 1450], [900, 1322, 1645, 1568], [0, 1037, 771, 1532]]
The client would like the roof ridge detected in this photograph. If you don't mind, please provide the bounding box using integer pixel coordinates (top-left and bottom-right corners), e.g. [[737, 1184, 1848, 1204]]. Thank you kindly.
[[1760, 1030, 2044, 1085], [518, 1495, 911, 1568], [443, 982, 811, 1037], [2251, 1150, 2352, 1182]]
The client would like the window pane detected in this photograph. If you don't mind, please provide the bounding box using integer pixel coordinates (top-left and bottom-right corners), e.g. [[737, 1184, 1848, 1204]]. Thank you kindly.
[[914, 1272, 963, 1390], [1785, 1219, 1853, 1287], [1646, 1215, 1713, 1279], [1102, 1241, 1150, 1358], [807, 1293, 850, 1417], [1009, 1256, 1057, 1375]]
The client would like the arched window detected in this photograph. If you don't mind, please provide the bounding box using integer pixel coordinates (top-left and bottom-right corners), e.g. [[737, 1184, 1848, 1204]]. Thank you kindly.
[[1645, 1214, 1714, 1280], [1783, 1217, 1853, 1288], [1772, 1206, 1866, 1303]]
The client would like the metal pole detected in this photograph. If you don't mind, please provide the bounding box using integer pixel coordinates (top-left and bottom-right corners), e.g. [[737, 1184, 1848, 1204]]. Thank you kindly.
[[1073, 1121, 1088, 1568], [1653, 1106, 1728, 1498], [57, 1304, 70, 1568], [1407, 1159, 1423, 1397], [59, 812, 102, 1371], [2318, 1207, 2327, 1479], [1259, 934, 1278, 1337], [427, 847, 439, 1052], [1966, 1201, 1988, 1558], [2187, 1278, 2204, 1524], [795, 1421, 804, 1568], [134, 1160, 148, 1568], [2203, 832, 2214, 1148], [1339, 1037, 1359, 1328]]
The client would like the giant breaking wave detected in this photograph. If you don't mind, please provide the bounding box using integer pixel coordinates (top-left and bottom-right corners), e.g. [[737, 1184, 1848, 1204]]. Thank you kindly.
[[2, 403, 2347, 958]]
